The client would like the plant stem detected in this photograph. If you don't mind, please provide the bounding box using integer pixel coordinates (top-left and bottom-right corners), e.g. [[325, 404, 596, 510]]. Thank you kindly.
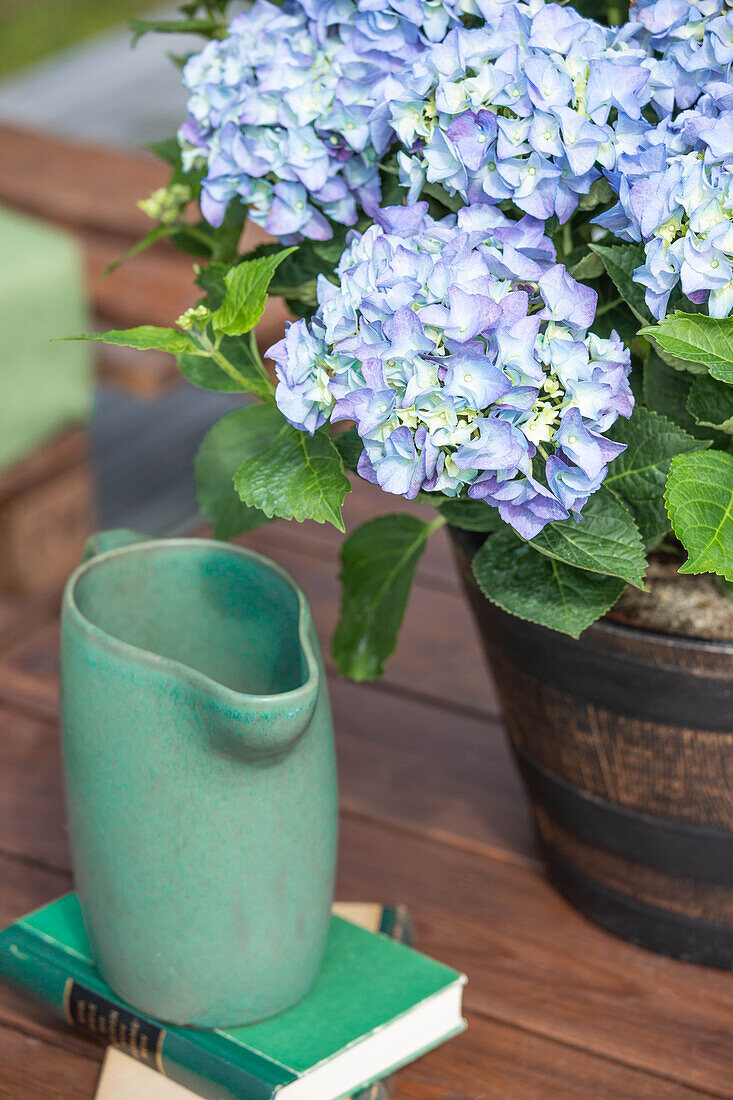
[[607, 0, 628, 27], [426, 515, 447, 536], [562, 221, 573, 259], [182, 224, 217, 250], [243, 329, 276, 395], [197, 331, 274, 396]]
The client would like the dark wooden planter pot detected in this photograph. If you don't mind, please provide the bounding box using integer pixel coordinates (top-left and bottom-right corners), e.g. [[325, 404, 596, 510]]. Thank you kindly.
[[451, 528, 733, 969]]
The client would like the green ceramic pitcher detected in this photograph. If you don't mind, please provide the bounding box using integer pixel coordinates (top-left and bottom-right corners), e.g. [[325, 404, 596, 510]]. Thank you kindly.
[[60, 531, 338, 1028]]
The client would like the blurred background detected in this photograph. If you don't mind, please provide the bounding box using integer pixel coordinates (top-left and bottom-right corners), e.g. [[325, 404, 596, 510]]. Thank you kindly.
[[0, 0, 613, 605], [0, 2, 251, 610]]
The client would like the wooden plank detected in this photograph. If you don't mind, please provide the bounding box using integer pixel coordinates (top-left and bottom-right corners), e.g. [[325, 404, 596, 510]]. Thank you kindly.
[[0, 1008, 716, 1100], [0, 623, 59, 721], [0, 467, 92, 598], [0, 432, 87, 500], [335, 816, 733, 1098], [0, 124, 278, 251], [0, 1021, 102, 1100], [394, 1014, 715, 1100], [0, 809, 731, 1098], [0, 708, 729, 1095], [0, 657, 531, 866], [240, 481, 461, 595], [0, 849, 717, 1100], [0, 594, 59, 656], [0, 517, 500, 723], [0, 708, 70, 870], [0, 124, 164, 239], [81, 229, 196, 329], [0, 431, 92, 599]]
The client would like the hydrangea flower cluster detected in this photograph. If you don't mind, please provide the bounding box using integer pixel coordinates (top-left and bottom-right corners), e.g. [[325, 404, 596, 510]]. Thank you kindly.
[[180, 0, 381, 239], [598, 100, 733, 318], [388, 2, 654, 223], [629, 0, 733, 114], [179, 0, 469, 241], [268, 204, 633, 538]]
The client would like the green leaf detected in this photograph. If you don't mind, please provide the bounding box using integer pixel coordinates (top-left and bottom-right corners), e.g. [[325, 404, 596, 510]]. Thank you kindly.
[[528, 489, 646, 587], [472, 529, 625, 638], [666, 450, 733, 581], [421, 182, 464, 212], [577, 177, 614, 212], [170, 225, 214, 258], [195, 405, 275, 540], [590, 242, 652, 324], [571, 251, 604, 280], [145, 137, 181, 166], [643, 350, 698, 431], [604, 407, 707, 548], [437, 497, 503, 532], [62, 326, 194, 354], [210, 199, 247, 265], [687, 374, 733, 433], [130, 17, 224, 44], [333, 515, 439, 680], [234, 424, 351, 530], [264, 231, 351, 313], [212, 249, 297, 337], [333, 426, 363, 473], [195, 262, 228, 309], [178, 333, 272, 398], [640, 313, 733, 381]]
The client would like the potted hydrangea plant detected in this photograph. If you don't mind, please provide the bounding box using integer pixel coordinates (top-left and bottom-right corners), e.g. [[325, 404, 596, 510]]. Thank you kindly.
[[75, 0, 733, 966]]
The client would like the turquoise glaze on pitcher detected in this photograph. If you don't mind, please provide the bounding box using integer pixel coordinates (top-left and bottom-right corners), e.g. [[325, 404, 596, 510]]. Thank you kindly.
[[60, 531, 338, 1028]]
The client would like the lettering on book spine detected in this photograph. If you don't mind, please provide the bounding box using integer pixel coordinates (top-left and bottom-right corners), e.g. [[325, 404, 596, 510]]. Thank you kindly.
[[62, 978, 166, 1074]]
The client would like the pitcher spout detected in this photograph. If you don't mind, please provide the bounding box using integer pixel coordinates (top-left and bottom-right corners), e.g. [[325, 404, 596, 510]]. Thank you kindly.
[[198, 670, 320, 761], [76, 529, 324, 761]]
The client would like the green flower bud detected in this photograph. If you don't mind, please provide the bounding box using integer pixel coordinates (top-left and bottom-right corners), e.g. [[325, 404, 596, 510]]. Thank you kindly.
[[176, 304, 211, 332]]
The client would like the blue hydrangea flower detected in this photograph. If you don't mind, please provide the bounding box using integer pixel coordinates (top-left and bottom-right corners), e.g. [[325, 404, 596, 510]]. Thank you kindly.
[[268, 204, 633, 539], [628, 0, 733, 115], [387, 2, 654, 223], [597, 102, 733, 318], [179, 0, 471, 242], [180, 0, 389, 240]]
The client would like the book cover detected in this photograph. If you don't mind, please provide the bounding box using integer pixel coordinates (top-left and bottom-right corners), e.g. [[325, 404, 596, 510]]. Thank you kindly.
[[95, 902, 413, 1100], [0, 894, 465, 1100]]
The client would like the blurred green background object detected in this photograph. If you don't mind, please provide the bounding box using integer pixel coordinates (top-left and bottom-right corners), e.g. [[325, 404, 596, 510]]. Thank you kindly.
[[0, 0, 156, 79], [0, 206, 93, 471]]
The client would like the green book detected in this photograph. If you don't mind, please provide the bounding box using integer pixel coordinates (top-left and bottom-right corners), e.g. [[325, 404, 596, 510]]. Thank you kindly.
[[0, 895, 465, 1100]]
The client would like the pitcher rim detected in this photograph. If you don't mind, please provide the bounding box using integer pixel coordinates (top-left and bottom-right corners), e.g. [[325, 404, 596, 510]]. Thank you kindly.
[[62, 537, 320, 707]]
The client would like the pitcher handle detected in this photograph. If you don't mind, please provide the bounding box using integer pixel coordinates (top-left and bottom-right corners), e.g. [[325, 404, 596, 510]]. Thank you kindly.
[[83, 529, 151, 562]]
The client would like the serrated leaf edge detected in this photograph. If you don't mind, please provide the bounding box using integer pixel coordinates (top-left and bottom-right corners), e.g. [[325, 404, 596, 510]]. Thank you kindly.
[[471, 538, 625, 639], [664, 451, 733, 582]]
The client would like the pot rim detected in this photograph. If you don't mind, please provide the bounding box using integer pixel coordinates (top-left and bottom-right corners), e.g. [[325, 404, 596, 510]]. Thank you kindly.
[[448, 522, 733, 656], [62, 537, 320, 709], [596, 609, 733, 655]]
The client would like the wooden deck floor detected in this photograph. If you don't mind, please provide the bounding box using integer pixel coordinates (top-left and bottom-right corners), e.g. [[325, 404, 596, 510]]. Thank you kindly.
[[1, 496, 733, 1098], [0, 128, 731, 1099]]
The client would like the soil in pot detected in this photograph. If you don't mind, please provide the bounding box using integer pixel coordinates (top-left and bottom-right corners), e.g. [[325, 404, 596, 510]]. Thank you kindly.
[[612, 558, 733, 641]]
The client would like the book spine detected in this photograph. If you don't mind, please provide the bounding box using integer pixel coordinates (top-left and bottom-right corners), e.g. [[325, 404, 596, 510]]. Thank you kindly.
[[0, 926, 284, 1100]]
